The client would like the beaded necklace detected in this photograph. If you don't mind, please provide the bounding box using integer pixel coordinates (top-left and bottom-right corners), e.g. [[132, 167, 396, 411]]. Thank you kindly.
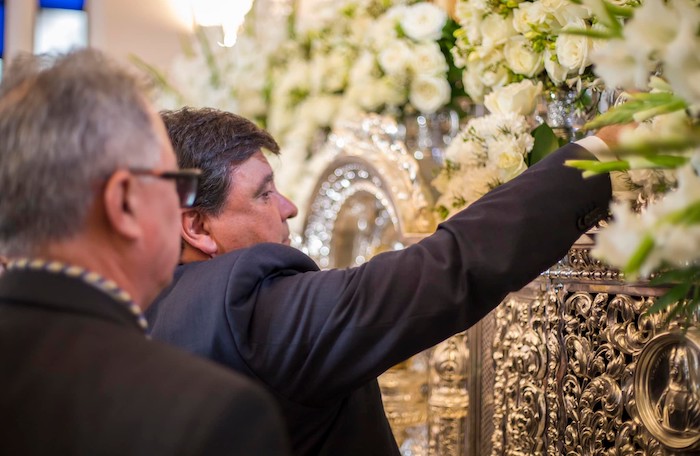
[[5, 258, 149, 332]]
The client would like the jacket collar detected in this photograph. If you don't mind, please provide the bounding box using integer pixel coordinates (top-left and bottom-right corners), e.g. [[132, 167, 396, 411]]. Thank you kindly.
[[0, 266, 146, 333]]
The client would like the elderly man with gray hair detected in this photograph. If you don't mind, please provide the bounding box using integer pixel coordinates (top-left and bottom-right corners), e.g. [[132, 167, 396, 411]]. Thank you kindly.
[[0, 49, 289, 455]]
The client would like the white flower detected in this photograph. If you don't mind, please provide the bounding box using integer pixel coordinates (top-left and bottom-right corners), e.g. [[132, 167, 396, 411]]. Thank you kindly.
[[410, 41, 449, 76], [622, 0, 679, 59], [463, 68, 486, 102], [513, 2, 553, 34], [378, 39, 412, 76], [504, 36, 544, 77], [409, 74, 451, 114], [367, 11, 402, 49], [299, 95, 342, 128], [454, 2, 484, 43], [480, 13, 517, 52], [663, 15, 700, 108], [555, 18, 592, 75], [484, 80, 543, 116], [591, 39, 653, 89], [544, 48, 568, 85], [548, 0, 591, 26], [436, 112, 534, 215], [592, 201, 652, 271], [494, 150, 528, 182], [400, 3, 447, 42]]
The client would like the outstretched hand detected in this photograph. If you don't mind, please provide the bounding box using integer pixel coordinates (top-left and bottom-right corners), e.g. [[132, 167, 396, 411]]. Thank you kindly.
[[593, 123, 636, 150]]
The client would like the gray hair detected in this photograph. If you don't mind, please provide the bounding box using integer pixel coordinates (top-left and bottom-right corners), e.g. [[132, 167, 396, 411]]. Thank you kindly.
[[0, 49, 162, 257]]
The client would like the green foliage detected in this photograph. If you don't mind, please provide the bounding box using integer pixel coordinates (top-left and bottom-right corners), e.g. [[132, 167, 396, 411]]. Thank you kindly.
[[647, 266, 700, 327], [440, 18, 468, 111], [584, 92, 688, 130], [529, 123, 562, 166]]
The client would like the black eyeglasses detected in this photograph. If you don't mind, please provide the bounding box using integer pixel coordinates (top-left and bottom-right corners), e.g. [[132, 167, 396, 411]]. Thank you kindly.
[[130, 168, 202, 208]]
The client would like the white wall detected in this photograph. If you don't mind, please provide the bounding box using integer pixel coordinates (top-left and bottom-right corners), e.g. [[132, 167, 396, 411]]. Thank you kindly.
[[4, 0, 192, 68]]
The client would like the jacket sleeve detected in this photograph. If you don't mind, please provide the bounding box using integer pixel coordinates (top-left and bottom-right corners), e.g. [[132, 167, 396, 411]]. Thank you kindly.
[[226, 143, 612, 405]]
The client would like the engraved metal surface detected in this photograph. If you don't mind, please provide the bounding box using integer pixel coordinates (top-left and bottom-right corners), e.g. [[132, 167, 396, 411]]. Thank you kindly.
[[635, 330, 700, 451], [302, 114, 436, 269]]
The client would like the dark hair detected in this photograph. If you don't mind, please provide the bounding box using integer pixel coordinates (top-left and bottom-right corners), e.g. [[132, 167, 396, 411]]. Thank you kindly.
[[160, 107, 280, 215]]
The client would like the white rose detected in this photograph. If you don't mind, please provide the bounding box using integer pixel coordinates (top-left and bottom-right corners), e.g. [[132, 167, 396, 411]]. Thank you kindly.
[[410, 41, 449, 76], [348, 52, 379, 86], [368, 12, 402, 50], [555, 19, 592, 75], [513, 2, 552, 34], [544, 48, 568, 85], [463, 68, 486, 102], [400, 3, 447, 42], [378, 39, 413, 76], [495, 150, 528, 182], [479, 64, 509, 90], [484, 80, 543, 116], [480, 13, 517, 52], [455, 2, 484, 42], [381, 76, 409, 107], [409, 74, 451, 114], [504, 36, 544, 77], [544, 0, 590, 26]]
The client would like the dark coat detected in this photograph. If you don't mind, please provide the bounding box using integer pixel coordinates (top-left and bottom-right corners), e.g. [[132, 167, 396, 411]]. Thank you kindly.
[[147, 144, 612, 455], [0, 267, 290, 455]]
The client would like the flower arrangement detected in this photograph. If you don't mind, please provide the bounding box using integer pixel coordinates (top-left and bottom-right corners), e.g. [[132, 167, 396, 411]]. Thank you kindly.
[[567, 0, 700, 323], [433, 79, 562, 217], [450, 0, 609, 103]]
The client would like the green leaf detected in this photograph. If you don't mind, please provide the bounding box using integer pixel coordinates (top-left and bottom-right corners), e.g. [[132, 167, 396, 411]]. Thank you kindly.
[[624, 235, 655, 277], [561, 28, 618, 39], [529, 123, 560, 166], [650, 268, 699, 286], [565, 159, 631, 174], [646, 283, 691, 314], [664, 201, 700, 225]]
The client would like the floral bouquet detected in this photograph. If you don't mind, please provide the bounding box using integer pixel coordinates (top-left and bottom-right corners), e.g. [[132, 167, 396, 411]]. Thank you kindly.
[[566, 0, 700, 324], [432, 79, 560, 218], [450, 0, 608, 103]]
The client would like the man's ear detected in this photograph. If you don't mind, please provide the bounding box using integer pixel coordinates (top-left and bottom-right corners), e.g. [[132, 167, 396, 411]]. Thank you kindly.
[[181, 210, 218, 257], [103, 170, 141, 240]]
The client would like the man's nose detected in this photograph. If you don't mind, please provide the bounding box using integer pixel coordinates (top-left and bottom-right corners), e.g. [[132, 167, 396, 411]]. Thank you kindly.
[[279, 194, 298, 220]]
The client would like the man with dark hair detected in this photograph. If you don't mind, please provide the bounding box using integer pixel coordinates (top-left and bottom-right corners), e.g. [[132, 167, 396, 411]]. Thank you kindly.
[[0, 52, 289, 455], [147, 107, 613, 456], [160, 107, 298, 260]]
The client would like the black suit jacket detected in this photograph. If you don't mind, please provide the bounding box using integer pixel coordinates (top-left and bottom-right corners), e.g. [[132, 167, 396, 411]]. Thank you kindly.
[[0, 268, 290, 455], [147, 144, 612, 455]]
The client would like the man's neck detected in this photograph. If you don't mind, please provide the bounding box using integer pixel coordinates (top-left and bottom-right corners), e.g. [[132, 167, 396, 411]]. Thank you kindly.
[[180, 245, 212, 264]]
